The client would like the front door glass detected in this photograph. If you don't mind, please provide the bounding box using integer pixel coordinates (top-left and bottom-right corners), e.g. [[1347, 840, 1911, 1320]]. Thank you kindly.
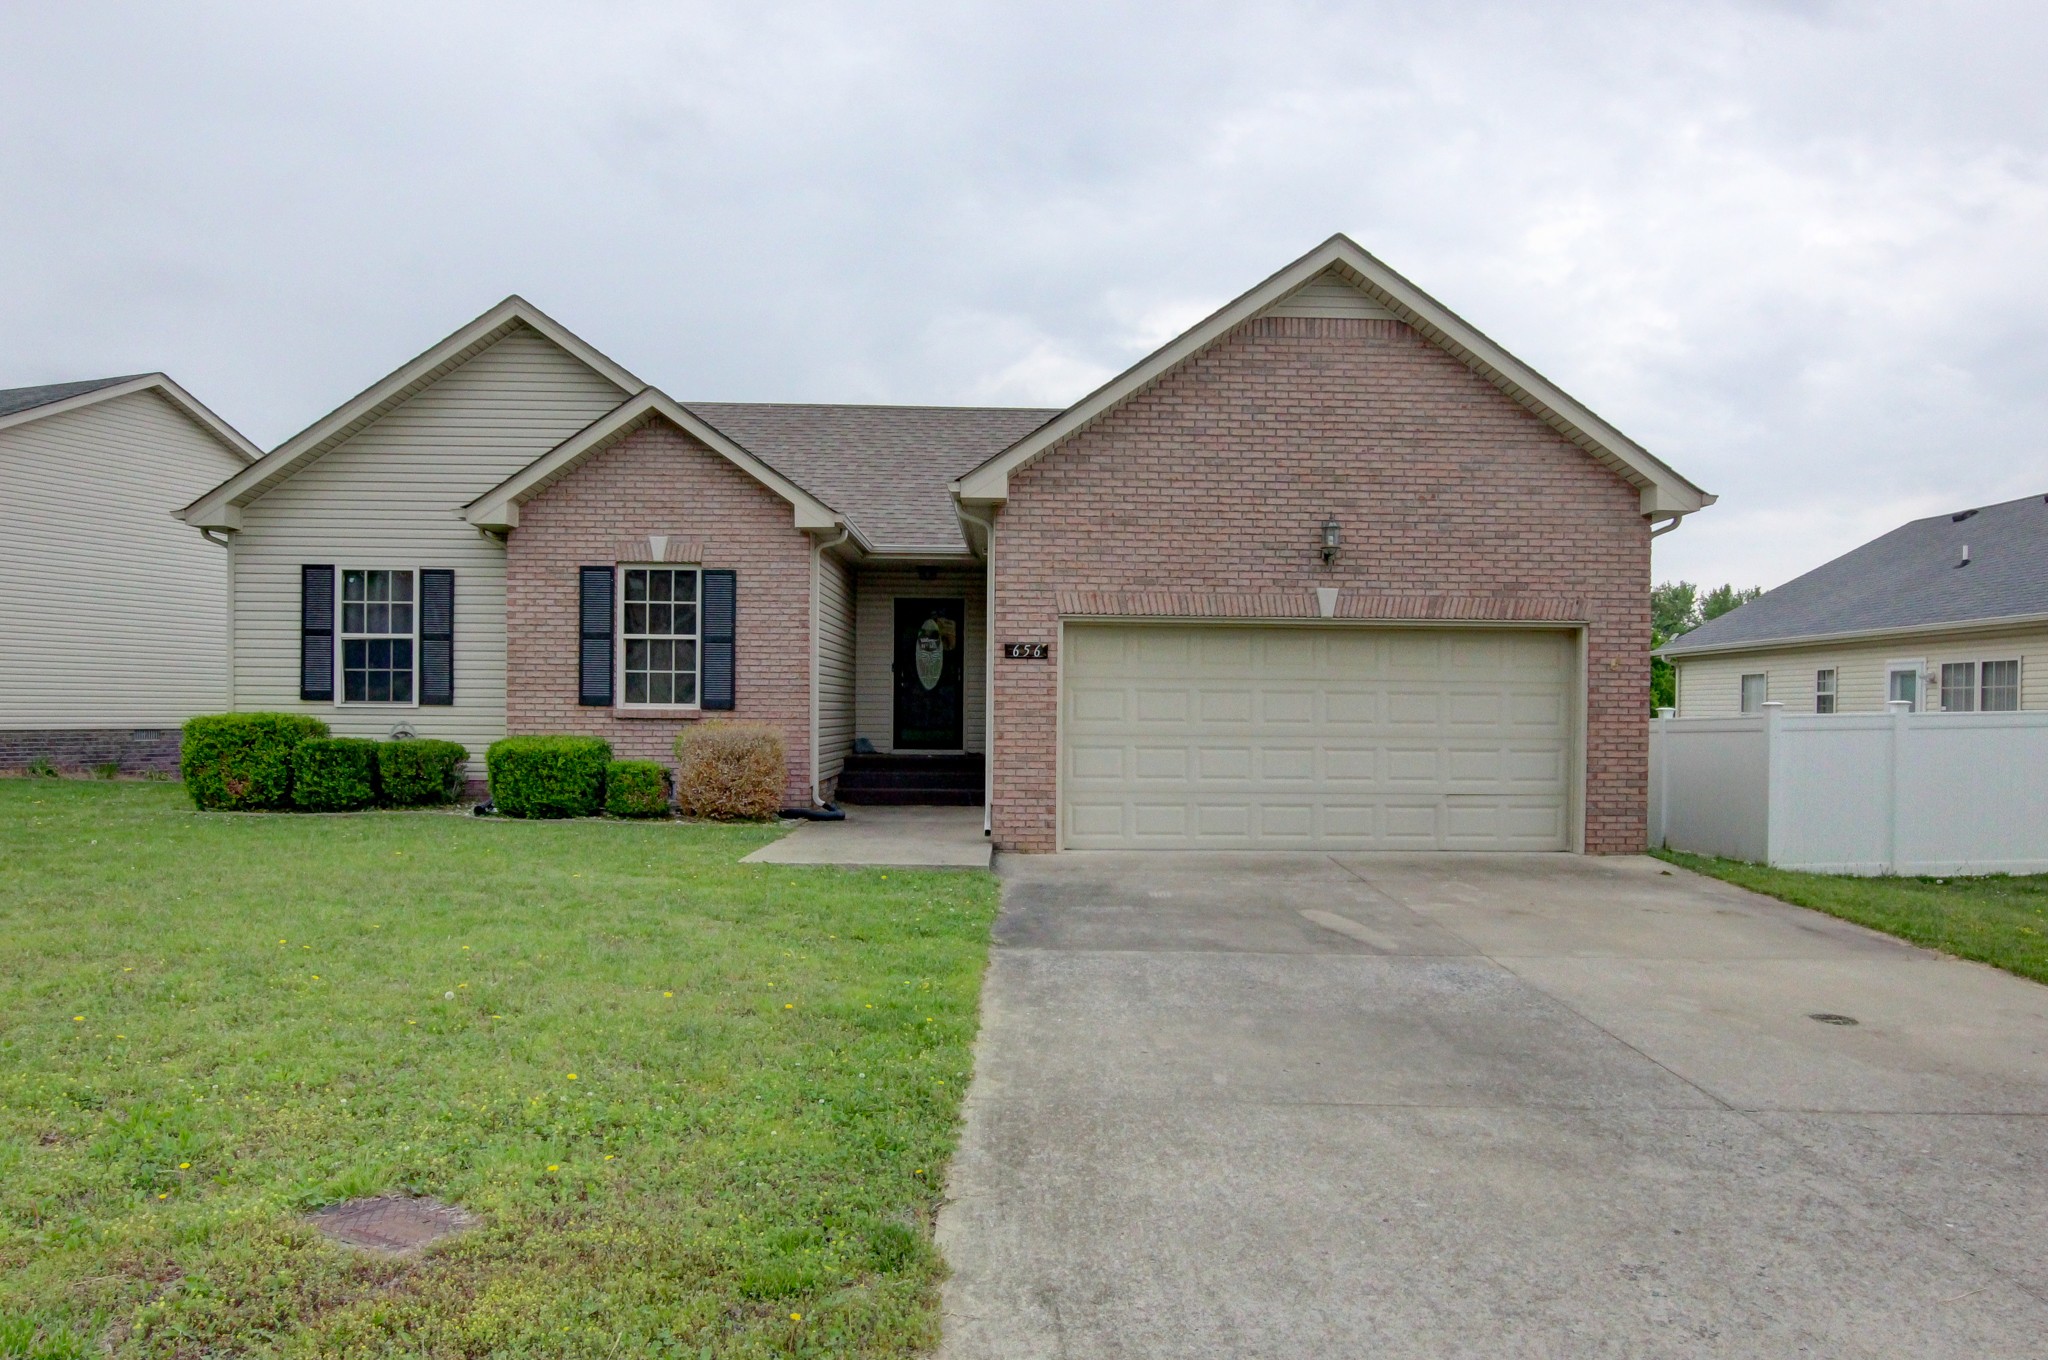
[[893, 597, 965, 750]]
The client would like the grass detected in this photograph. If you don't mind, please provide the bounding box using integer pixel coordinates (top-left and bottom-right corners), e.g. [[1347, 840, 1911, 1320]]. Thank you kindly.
[[0, 780, 998, 1358], [1655, 848, 2048, 985]]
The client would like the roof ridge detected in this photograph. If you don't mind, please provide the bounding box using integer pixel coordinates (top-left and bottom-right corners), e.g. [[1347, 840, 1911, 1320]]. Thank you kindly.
[[682, 399, 1062, 415]]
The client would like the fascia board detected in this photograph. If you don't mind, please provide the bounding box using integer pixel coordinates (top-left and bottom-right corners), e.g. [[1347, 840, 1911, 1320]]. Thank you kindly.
[[953, 235, 1713, 517], [463, 390, 867, 548], [180, 296, 641, 525], [0, 373, 260, 462], [1655, 610, 2048, 659]]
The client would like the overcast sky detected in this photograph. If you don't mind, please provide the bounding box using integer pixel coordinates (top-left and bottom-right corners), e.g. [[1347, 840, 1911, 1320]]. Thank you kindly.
[[3, 1, 2043, 590]]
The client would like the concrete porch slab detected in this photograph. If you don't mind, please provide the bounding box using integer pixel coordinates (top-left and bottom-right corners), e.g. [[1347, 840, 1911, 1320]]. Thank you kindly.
[[741, 803, 992, 868]]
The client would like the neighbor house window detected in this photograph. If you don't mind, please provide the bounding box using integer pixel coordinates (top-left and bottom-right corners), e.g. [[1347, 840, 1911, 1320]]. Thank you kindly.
[[1739, 674, 1767, 713], [1888, 666, 1920, 711], [619, 566, 699, 706], [340, 569, 415, 703], [1940, 662, 1978, 712], [1814, 669, 1837, 714], [1981, 659, 2021, 712]]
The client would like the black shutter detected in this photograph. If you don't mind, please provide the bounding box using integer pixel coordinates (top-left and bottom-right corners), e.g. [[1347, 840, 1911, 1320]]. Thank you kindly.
[[300, 565, 335, 701], [578, 566, 614, 706], [420, 569, 454, 705], [702, 568, 736, 711]]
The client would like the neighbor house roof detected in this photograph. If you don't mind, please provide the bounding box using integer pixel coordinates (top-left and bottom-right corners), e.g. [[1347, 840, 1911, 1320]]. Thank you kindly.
[[179, 296, 639, 529], [684, 402, 1057, 553], [0, 373, 260, 460], [1660, 494, 2048, 657], [0, 375, 144, 420], [952, 233, 1715, 521]]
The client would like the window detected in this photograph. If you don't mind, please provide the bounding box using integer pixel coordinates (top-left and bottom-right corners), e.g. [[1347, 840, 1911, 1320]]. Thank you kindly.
[[1740, 673, 1767, 713], [1940, 662, 1977, 712], [1888, 666, 1920, 711], [1981, 659, 2021, 712], [340, 569, 415, 703], [619, 566, 699, 706], [1814, 669, 1837, 714]]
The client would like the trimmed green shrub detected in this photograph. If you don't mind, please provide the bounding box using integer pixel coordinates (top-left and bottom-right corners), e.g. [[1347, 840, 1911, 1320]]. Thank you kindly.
[[378, 739, 471, 807], [605, 760, 673, 818], [674, 722, 785, 821], [181, 713, 330, 811], [487, 736, 612, 818], [292, 738, 382, 811]]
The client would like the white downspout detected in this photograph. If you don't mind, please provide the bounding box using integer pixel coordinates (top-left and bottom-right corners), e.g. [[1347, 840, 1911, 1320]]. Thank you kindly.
[[810, 527, 852, 806], [957, 505, 997, 837]]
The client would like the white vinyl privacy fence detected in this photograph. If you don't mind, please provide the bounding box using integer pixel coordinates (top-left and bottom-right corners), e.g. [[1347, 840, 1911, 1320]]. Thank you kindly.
[[1650, 703, 2048, 876]]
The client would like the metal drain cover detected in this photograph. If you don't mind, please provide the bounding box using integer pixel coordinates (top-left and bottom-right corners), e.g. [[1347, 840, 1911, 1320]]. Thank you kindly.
[[309, 1195, 477, 1254], [1808, 1012, 1860, 1026]]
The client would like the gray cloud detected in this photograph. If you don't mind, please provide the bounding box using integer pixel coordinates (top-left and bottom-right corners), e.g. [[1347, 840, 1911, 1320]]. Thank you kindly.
[[2, 1, 2042, 589]]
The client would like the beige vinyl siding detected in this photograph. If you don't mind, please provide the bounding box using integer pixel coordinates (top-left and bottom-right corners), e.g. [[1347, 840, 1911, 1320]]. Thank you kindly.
[[854, 566, 986, 753], [0, 391, 247, 728], [230, 327, 627, 769], [816, 551, 855, 785], [1673, 626, 2048, 716], [1265, 268, 1398, 320]]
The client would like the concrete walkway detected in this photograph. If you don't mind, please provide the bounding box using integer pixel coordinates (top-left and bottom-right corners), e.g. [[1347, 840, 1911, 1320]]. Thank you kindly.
[[937, 852, 2048, 1358], [740, 803, 990, 868]]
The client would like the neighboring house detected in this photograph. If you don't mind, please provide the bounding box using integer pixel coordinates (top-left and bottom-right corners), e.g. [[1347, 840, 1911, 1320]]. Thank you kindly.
[[1, 375, 258, 773], [179, 235, 1711, 852], [1659, 495, 2048, 718]]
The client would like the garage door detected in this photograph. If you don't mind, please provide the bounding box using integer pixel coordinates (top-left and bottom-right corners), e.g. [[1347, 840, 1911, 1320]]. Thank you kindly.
[[1061, 624, 1574, 850]]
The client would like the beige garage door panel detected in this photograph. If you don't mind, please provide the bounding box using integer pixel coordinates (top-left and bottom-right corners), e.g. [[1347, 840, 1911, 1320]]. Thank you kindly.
[[1062, 625, 1574, 850]]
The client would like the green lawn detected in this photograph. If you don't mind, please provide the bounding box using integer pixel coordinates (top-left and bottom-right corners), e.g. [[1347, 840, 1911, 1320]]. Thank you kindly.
[[0, 780, 997, 1359], [1655, 849, 2048, 985]]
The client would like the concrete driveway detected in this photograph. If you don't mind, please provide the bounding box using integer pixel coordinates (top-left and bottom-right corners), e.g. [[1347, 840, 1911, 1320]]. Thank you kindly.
[[936, 853, 2048, 1358]]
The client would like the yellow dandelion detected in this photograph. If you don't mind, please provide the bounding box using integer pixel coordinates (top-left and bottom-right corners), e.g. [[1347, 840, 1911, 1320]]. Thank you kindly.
[[784, 1004, 794, 1010], [73, 1015, 83, 1022], [566, 1073, 577, 1081], [547, 1164, 559, 1172], [179, 1162, 190, 1169], [790, 1313, 802, 1322], [663, 991, 673, 997], [604, 1154, 614, 1161], [158, 1192, 168, 1200]]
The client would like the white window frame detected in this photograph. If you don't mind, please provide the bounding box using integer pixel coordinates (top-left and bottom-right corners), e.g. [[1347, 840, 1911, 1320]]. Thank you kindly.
[[1814, 667, 1837, 714], [335, 566, 420, 708], [1939, 660, 1979, 713], [1739, 673, 1767, 713], [1886, 659, 1924, 712], [1979, 657, 2021, 712], [616, 564, 703, 711]]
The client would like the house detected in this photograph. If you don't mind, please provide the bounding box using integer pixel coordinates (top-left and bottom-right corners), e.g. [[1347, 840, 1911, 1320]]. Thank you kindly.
[[178, 235, 1711, 851], [1659, 494, 2048, 717], [1, 375, 258, 773]]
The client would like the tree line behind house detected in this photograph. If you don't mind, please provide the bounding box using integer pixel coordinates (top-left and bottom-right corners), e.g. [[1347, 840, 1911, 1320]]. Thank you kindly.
[[1651, 581, 1763, 710]]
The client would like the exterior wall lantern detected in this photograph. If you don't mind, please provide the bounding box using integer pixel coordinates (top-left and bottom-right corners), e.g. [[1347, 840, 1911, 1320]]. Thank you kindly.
[[1320, 518, 1342, 566]]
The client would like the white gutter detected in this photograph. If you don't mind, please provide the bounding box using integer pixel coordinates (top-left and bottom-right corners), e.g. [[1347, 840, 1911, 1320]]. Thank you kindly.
[[957, 504, 998, 838], [809, 527, 852, 806], [1655, 608, 2048, 660]]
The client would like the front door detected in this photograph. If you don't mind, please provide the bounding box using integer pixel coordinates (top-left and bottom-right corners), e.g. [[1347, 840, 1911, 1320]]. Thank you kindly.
[[893, 597, 966, 750]]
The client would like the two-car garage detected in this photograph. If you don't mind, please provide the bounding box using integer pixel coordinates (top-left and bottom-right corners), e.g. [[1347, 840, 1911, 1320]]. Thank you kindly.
[[1059, 623, 1578, 851]]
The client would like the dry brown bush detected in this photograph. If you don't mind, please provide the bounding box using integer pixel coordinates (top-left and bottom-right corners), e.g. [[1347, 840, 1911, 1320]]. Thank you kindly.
[[673, 722, 785, 820]]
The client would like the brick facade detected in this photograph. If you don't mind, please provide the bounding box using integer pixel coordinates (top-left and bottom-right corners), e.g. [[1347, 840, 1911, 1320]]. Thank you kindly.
[[0, 727, 182, 776], [989, 315, 1651, 854], [504, 421, 816, 806]]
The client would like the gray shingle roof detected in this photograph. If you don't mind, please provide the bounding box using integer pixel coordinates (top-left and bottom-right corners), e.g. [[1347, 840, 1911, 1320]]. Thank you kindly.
[[1662, 493, 2048, 654], [0, 375, 146, 421], [682, 402, 1058, 552]]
